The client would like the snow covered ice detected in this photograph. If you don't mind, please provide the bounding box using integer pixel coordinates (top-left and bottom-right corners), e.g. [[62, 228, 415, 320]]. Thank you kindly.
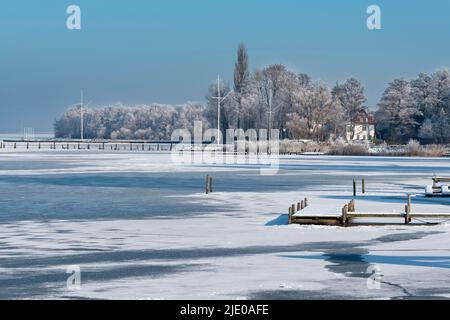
[[0, 150, 449, 299]]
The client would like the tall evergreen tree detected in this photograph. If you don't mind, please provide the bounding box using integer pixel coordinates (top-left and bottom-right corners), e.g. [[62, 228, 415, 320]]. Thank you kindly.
[[234, 42, 249, 93], [233, 43, 250, 129]]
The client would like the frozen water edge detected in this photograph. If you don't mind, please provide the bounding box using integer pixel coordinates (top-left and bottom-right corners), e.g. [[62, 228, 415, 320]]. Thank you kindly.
[[0, 151, 449, 299]]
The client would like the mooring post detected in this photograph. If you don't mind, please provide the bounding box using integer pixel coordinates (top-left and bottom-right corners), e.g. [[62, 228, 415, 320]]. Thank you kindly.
[[288, 206, 293, 224], [291, 204, 296, 219], [209, 176, 213, 193], [405, 194, 412, 224], [342, 204, 348, 227], [205, 175, 210, 194], [353, 179, 356, 197], [297, 202, 301, 212], [301, 200, 304, 210], [304, 198, 308, 207], [405, 205, 410, 224], [362, 178, 365, 194]]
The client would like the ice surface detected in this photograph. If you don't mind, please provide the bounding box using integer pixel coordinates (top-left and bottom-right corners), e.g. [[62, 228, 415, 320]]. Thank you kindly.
[[0, 150, 449, 299]]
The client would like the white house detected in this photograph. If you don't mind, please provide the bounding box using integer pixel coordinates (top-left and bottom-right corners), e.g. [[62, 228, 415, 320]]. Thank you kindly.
[[346, 109, 375, 142]]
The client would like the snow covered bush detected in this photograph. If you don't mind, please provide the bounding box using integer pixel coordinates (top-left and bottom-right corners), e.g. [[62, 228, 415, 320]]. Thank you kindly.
[[327, 143, 370, 156]]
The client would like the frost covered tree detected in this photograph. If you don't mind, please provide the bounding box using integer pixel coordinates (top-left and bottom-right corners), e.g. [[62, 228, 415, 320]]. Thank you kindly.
[[287, 81, 338, 141], [332, 78, 367, 139], [55, 103, 207, 140], [387, 68, 450, 144], [251, 64, 299, 137], [376, 79, 421, 143]]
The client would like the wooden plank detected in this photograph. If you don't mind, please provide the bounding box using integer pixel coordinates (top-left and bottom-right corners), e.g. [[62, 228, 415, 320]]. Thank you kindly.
[[291, 216, 342, 226], [411, 214, 450, 218], [347, 212, 450, 218], [433, 177, 450, 183]]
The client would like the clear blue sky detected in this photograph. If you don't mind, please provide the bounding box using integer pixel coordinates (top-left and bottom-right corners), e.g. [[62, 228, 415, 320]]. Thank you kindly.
[[1, 0, 449, 132]]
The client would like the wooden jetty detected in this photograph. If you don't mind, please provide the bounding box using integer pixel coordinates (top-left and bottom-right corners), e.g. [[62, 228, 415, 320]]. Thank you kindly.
[[425, 176, 450, 197], [289, 196, 450, 227]]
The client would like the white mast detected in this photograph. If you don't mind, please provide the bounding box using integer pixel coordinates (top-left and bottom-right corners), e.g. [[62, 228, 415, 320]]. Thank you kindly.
[[217, 75, 221, 145], [212, 75, 233, 145], [80, 89, 84, 141], [268, 82, 273, 154], [212, 75, 222, 145]]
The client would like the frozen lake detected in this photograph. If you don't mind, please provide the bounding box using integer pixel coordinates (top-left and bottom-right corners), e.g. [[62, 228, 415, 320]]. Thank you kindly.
[[0, 150, 449, 299]]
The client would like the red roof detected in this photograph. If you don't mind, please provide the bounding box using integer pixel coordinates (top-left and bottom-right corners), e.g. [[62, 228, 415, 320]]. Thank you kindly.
[[352, 109, 375, 125]]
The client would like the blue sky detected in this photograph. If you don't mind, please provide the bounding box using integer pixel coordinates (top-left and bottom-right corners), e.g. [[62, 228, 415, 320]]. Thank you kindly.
[[0, 0, 449, 132]]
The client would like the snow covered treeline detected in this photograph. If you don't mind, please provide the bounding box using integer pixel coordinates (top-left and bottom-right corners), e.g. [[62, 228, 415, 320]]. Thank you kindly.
[[54, 43, 450, 144], [54, 103, 208, 140], [376, 69, 450, 144], [55, 49, 367, 141]]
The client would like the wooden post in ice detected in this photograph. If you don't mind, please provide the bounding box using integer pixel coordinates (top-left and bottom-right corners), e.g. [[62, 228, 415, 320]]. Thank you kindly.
[[341, 204, 348, 227], [297, 202, 301, 212], [205, 175, 213, 194], [304, 197, 308, 207], [348, 199, 355, 212], [362, 178, 365, 194], [405, 194, 412, 224], [353, 179, 356, 197], [288, 206, 293, 224]]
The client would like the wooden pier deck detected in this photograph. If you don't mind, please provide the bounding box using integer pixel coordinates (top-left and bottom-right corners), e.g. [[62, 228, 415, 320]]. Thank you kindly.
[[289, 196, 450, 227]]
